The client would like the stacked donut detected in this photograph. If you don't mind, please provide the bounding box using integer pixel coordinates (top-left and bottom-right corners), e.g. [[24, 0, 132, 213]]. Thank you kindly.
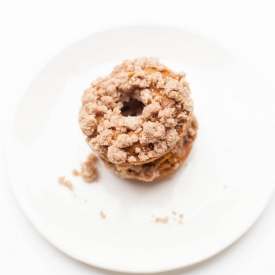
[[79, 58, 198, 181]]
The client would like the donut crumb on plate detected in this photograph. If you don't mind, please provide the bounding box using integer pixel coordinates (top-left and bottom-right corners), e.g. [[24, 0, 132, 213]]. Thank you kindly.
[[58, 177, 73, 190], [155, 216, 169, 223], [81, 154, 98, 182], [72, 169, 80, 176], [100, 211, 106, 218], [178, 213, 184, 224]]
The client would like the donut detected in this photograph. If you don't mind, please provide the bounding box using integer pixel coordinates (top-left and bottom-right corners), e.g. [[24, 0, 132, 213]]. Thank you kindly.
[[79, 58, 193, 165], [102, 115, 198, 182]]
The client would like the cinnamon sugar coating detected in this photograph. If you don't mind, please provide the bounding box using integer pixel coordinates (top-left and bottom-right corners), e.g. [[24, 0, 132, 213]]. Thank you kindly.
[[79, 58, 193, 165], [102, 115, 198, 182]]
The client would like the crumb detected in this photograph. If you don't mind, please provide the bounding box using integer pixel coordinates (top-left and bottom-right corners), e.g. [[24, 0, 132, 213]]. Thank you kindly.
[[178, 213, 184, 224], [72, 169, 80, 176], [155, 216, 169, 223], [172, 211, 177, 215], [100, 211, 106, 218], [128, 72, 135, 77], [173, 218, 177, 221], [81, 154, 98, 182], [58, 177, 73, 190]]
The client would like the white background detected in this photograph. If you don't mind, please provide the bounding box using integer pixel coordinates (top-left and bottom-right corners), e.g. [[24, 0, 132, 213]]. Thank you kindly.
[[1, 1, 275, 274]]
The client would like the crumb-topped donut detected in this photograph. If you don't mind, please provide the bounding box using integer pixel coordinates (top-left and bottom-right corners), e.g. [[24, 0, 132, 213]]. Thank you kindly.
[[79, 57, 193, 165], [102, 115, 198, 181]]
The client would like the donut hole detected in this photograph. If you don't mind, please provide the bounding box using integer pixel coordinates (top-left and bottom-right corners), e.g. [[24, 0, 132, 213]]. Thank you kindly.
[[149, 143, 154, 150], [121, 98, 145, 117]]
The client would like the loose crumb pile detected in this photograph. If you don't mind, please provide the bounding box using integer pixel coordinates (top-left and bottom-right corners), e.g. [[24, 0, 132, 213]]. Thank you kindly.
[[58, 177, 73, 190], [100, 211, 106, 218], [81, 154, 98, 182], [79, 57, 193, 165]]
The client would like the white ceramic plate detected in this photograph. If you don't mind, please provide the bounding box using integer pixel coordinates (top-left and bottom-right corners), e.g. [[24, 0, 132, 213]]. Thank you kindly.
[[5, 26, 275, 273]]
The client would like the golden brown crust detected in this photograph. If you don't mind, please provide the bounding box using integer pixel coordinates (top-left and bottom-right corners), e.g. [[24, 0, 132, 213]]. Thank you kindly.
[[102, 115, 198, 181], [79, 58, 193, 165]]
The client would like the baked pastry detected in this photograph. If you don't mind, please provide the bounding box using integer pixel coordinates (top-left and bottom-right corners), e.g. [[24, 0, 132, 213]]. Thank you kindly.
[[79, 58, 193, 165], [102, 115, 197, 181]]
